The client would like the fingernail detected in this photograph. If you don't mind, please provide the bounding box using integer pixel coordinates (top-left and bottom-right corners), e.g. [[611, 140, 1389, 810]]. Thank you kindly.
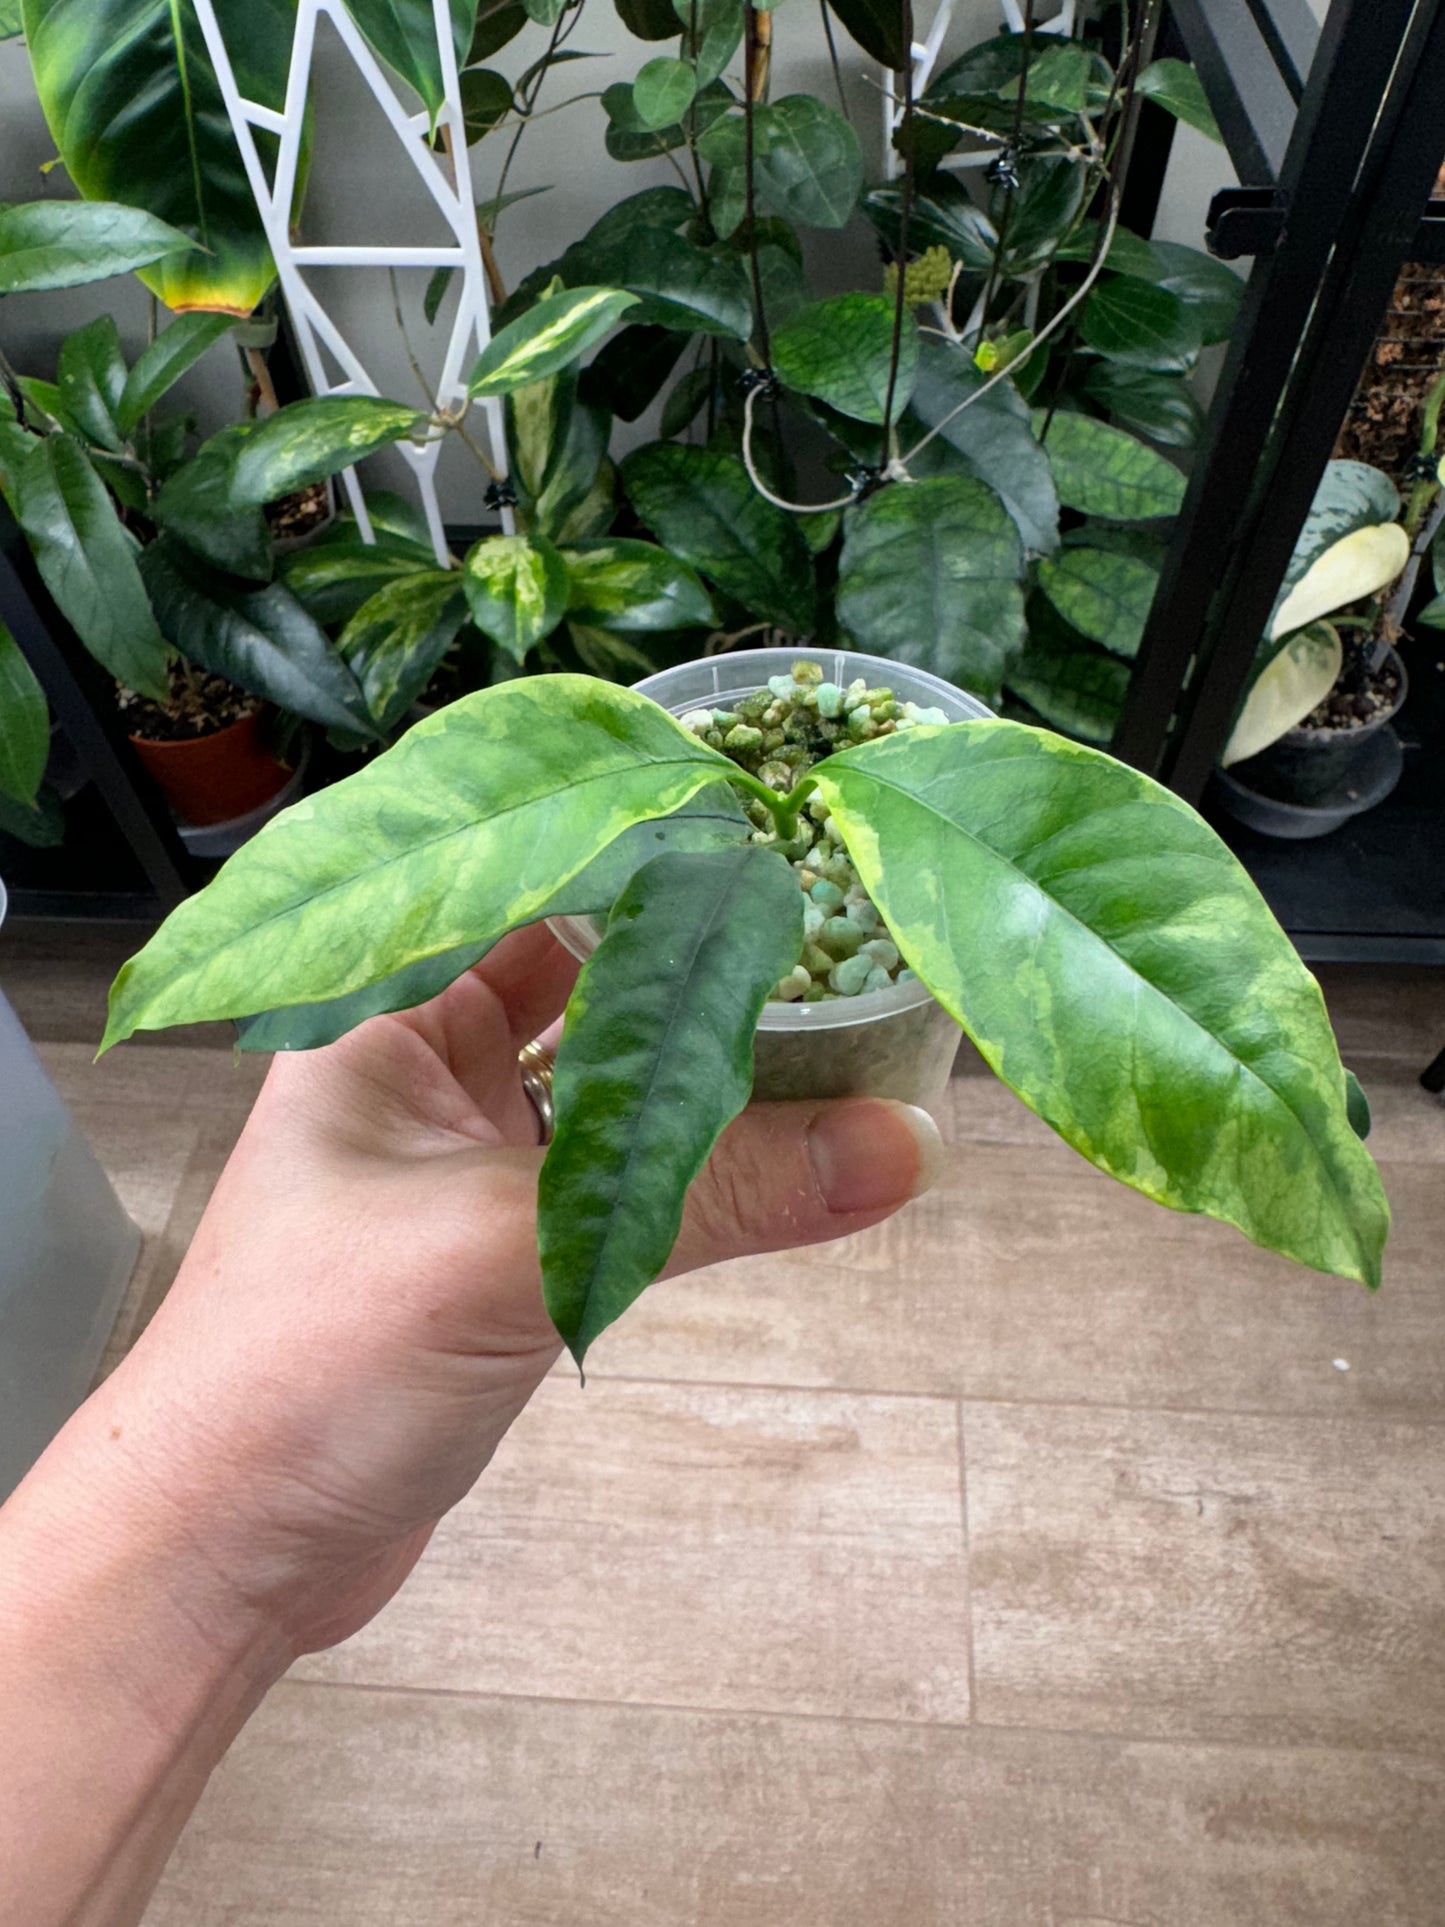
[[808, 1099, 946, 1215]]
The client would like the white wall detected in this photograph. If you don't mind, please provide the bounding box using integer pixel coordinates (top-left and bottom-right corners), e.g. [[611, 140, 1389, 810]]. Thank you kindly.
[[0, 0, 1234, 518]]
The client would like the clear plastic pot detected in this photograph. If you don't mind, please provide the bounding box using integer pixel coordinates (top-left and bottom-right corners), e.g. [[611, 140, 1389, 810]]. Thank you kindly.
[[550, 648, 992, 1114]]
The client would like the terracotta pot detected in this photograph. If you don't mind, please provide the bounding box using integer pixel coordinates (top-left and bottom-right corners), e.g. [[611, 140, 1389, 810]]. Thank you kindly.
[[130, 708, 290, 827]]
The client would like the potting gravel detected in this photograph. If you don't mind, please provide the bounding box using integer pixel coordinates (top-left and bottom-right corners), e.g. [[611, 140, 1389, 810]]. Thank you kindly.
[[678, 659, 951, 1004]]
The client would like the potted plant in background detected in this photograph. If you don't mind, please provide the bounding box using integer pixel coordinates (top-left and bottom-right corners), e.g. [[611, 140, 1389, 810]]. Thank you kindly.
[[1213, 374, 1442, 838]]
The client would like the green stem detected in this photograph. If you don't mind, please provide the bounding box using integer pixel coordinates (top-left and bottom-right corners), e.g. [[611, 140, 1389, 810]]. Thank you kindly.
[[725, 767, 818, 839]]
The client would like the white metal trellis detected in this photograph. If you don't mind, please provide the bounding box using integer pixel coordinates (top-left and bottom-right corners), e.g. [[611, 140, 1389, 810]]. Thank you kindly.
[[882, 0, 1078, 179], [190, 0, 509, 563]]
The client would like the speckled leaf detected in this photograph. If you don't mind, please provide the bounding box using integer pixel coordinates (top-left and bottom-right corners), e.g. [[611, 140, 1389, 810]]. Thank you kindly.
[[469, 287, 640, 398], [562, 539, 716, 632], [836, 477, 1024, 702], [101, 677, 739, 1049], [772, 293, 918, 424], [10, 435, 170, 699], [0, 618, 49, 807], [814, 722, 1390, 1286], [622, 444, 817, 634], [1037, 546, 1159, 659], [462, 532, 570, 661], [234, 786, 748, 1051], [1079, 276, 1199, 372], [230, 397, 424, 507], [1006, 610, 1129, 744], [1039, 409, 1185, 521], [337, 571, 469, 732], [700, 97, 863, 231], [541, 845, 804, 1363]]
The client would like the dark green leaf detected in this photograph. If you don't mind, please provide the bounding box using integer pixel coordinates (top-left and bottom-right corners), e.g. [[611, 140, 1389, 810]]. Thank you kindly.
[[338, 571, 469, 732], [1136, 58, 1223, 143], [992, 155, 1087, 270], [21, 0, 296, 313], [1345, 1069, 1371, 1141], [582, 324, 688, 423], [562, 538, 716, 632], [1148, 240, 1243, 347], [0, 618, 49, 807], [152, 427, 273, 580], [772, 294, 918, 424], [0, 781, 65, 847], [865, 179, 999, 270], [470, 0, 528, 58], [117, 313, 235, 438], [0, 199, 193, 294], [0, 391, 35, 489], [608, 228, 754, 339], [230, 397, 424, 507], [660, 364, 715, 437], [836, 476, 1024, 702], [823, 0, 904, 68], [56, 315, 128, 451], [1080, 276, 1200, 372], [1039, 410, 1186, 521], [14, 377, 84, 440], [343, 0, 475, 120], [634, 55, 696, 129], [541, 845, 803, 1361], [140, 538, 374, 735], [623, 443, 817, 633], [1079, 363, 1203, 449], [1054, 222, 1163, 277], [1006, 603, 1130, 741], [101, 677, 739, 1048], [460, 66, 514, 140], [1037, 545, 1159, 658], [614, 0, 680, 36], [462, 532, 570, 660], [903, 337, 1060, 555], [700, 96, 863, 232], [815, 723, 1389, 1285], [470, 286, 640, 397], [277, 504, 438, 625], [10, 436, 170, 699]]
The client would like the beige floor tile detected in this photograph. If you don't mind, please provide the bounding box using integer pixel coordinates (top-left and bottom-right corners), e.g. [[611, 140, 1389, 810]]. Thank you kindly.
[[297, 1377, 970, 1725], [588, 1145, 1445, 1420], [0, 920, 233, 1049], [38, 1038, 269, 1126], [147, 1682, 1445, 1927], [965, 1399, 1445, 1751]]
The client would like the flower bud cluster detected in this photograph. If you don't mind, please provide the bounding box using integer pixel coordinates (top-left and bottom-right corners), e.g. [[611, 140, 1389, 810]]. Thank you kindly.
[[678, 661, 947, 1003]]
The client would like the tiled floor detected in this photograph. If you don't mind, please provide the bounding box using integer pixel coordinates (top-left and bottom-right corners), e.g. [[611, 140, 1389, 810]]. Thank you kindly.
[[5, 924, 1444, 1925]]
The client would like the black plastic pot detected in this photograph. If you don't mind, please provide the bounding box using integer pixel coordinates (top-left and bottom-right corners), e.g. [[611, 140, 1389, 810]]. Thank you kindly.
[[1212, 648, 1408, 840]]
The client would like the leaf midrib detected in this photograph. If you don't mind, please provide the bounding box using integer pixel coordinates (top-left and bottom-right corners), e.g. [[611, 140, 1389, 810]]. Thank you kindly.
[[828, 758, 1363, 1247]]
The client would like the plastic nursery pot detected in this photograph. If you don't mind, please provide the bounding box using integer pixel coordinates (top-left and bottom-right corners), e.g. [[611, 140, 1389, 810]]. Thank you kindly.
[[550, 648, 993, 1115], [1214, 647, 1409, 839], [129, 706, 293, 829]]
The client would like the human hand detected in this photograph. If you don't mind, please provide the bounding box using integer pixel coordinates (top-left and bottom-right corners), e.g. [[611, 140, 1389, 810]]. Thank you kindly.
[[75, 923, 944, 1666]]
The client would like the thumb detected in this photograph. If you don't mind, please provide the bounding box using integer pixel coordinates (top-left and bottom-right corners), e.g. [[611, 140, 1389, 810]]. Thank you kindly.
[[668, 1097, 946, 1279]]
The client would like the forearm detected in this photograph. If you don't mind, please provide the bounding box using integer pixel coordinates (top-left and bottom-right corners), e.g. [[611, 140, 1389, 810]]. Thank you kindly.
[[0, 1371, 290, 1927]]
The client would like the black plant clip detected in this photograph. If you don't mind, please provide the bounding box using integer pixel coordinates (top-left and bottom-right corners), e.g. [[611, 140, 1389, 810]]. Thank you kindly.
[[845, 463, 888, 500], [739, 366, 781, 401], [484, 476, 519, 512], [1404, 449, 1441, 487], [986, 144, 1020, 191]]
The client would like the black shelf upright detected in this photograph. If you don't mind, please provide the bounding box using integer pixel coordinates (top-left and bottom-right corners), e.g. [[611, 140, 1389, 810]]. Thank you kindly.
[[1113, 0, 1445, 963]]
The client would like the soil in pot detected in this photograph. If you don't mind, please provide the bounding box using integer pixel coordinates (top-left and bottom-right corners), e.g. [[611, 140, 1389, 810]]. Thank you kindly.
[[265, 478, 332, 548], [118, 664, 291, 827]]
